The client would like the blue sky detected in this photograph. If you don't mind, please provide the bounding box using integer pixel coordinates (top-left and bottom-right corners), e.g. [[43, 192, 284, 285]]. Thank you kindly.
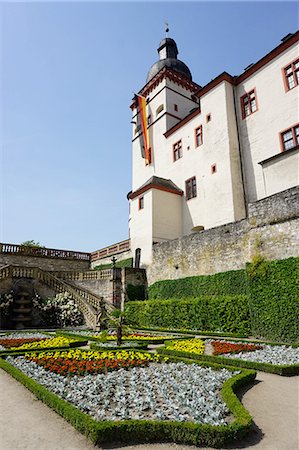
[[1, 1, 297, 252]]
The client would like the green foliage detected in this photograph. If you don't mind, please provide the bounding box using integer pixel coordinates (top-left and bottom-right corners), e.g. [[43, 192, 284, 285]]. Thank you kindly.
[[126, 284, 146, 301], [125, 295, 251, 335], [148, 269, 248, 300], [93, 258, 133, 270], [246, 256, 299, 343], [0, 355, 255, 447], [157, 347, 299, 376], [20, 240, 44, 248]]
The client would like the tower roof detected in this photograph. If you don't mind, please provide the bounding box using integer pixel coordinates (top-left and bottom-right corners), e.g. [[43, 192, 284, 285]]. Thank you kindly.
[[146, 37, 192, 83]]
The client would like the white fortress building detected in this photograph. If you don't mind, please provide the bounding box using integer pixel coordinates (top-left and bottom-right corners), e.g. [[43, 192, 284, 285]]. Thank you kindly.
[[90, 31, 299, 270]]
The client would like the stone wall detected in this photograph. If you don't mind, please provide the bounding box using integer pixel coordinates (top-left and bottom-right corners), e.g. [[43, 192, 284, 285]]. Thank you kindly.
[[147, 186, 299, 285], [0, 254, 90, 272]]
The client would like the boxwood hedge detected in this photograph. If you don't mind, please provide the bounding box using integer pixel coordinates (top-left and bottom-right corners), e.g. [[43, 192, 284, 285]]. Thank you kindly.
[[125, 295, 251, 335]]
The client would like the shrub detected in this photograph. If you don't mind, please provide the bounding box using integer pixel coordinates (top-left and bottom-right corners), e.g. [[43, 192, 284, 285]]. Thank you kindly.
[[93, 258, 133, 270], [125, 295, 251, 335], [33, 292, 84, 327], [246, 256, 299, 343]]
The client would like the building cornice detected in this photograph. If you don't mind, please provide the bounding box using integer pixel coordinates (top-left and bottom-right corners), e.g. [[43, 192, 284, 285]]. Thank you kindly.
[[236, 30, 299, 83], [258, 145, 299, 166], [164, 107, 201, 138], [130, 67, 200, 110]]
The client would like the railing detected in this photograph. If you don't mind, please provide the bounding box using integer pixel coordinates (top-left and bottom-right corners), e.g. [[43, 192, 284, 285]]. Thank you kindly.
[[0, 242, 91, 261], [91, 239, 130, 262], [53, 269, 111, 281], [0, 265, 115, 328]]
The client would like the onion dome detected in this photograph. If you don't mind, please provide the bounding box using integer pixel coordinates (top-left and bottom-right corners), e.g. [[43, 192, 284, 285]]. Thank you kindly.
[[146, 37, 192, 83]]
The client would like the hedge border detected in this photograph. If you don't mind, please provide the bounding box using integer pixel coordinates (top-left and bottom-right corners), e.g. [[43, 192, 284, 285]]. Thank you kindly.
[[134, 327, 247, 338], [0, 340, 88, 356], [89, 342, 149, 351], [0, 354, 255, 448], [157, 347, 299, 376], [56, 331, 191, 345]]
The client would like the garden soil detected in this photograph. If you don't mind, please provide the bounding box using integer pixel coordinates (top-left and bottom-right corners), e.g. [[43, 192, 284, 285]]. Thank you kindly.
[[0, 369, 298, 450]]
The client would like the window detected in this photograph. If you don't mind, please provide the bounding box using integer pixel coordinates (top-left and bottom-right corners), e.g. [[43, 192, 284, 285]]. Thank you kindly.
[[283, 59, 299, 90], [147, 114, 152, 126], [138, 197, 144, 210], [241, 89, 258, 119], [174, 104, 178, 111], [194, 125, 203, 147], [206, 113, 211, 123], [156, 104, 164, 115], [173, 140, 182, 161], [185, 177, 197, 200], [211, 163, 217, 174], [280, 124, 299, 151]]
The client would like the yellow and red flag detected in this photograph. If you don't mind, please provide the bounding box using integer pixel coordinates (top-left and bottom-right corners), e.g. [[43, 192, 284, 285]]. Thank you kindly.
[[136, 94, 150, 165]]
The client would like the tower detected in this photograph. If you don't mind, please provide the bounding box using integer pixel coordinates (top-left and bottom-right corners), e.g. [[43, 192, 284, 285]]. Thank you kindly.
[[128, 35, 200, 266]]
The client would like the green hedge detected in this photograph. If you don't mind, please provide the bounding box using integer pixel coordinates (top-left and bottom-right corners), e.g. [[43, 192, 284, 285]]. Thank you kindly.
[[246, 256, 299, 343], [93, 258, 133, 270], [125, 295, 250, 335], [148, 269, 247, 299], [0, 356, 255, 447], [157, 347, 299, 376]]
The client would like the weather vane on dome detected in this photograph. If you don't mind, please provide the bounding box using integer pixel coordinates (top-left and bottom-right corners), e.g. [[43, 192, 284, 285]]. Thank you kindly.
[[165, 21, 169, 36]]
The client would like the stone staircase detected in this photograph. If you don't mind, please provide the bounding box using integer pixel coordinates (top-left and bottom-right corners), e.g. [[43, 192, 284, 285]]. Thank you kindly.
[[0, 265, 115, 328]]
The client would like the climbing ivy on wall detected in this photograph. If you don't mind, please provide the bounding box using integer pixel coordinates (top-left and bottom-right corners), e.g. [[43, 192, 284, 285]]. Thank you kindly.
[[246, 256, 299, 342], [148, 269, 248, 299], [126, 257, 299, 343]]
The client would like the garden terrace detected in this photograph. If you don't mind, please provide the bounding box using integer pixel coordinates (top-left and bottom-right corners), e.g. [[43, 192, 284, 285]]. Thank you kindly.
[[0, 343, 256, 448]]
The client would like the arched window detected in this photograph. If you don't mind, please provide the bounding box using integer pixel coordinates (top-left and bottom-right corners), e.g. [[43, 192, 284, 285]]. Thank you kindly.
[[135, 248, 141, 268]]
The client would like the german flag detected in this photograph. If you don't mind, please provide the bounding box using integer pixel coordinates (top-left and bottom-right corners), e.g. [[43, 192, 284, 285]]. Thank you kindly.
[[135, 94, 150, 165]]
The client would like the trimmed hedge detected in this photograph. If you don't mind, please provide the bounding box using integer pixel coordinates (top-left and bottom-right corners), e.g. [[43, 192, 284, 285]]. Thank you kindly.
[[148, 269, 247, 299], [246, 256, 299, 343], [125, 295, 251, 335], [134, 327, 247, 339], [93, 258, 133, 270], [157, 347, 299, 376], [0, 355, 255, 448]]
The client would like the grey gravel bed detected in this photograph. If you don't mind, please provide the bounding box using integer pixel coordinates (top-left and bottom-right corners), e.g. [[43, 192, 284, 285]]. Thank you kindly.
[[6, 357, 237, 425]]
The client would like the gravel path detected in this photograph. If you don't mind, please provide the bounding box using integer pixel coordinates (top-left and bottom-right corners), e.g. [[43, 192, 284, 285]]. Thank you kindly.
[[0, 369, 298, 450]]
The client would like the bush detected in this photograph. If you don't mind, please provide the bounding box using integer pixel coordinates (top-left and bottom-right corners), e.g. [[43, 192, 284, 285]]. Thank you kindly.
[[148, 269, 247, 299], [246, 256, 299, 343], [93, 258, 133, 270], [33, 292, 84, 327], [125, 295, 251, 335]]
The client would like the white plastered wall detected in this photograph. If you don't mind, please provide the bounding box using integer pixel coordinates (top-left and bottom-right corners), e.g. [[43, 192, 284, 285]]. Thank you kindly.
[[236, 42, 299, 203], [262, 148, 299, 197], [129, 190, 153, 266], [152, 189, 183, 242]]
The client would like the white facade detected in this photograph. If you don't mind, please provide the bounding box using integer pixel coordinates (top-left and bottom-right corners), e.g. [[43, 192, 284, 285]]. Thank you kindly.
[[128, 33, 299, 267]]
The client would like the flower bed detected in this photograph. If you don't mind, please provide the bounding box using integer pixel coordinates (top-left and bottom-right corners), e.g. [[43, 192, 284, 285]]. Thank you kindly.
[[0, 332, 52, 351], [6, 354, 236, 425], [158, 339, 299, 375], [0, 352, 255, 447], [165, 338, 205, 355], [25, 350, 153, 376], [8, 336, 85, 351], [211, 341, 263, 355]]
